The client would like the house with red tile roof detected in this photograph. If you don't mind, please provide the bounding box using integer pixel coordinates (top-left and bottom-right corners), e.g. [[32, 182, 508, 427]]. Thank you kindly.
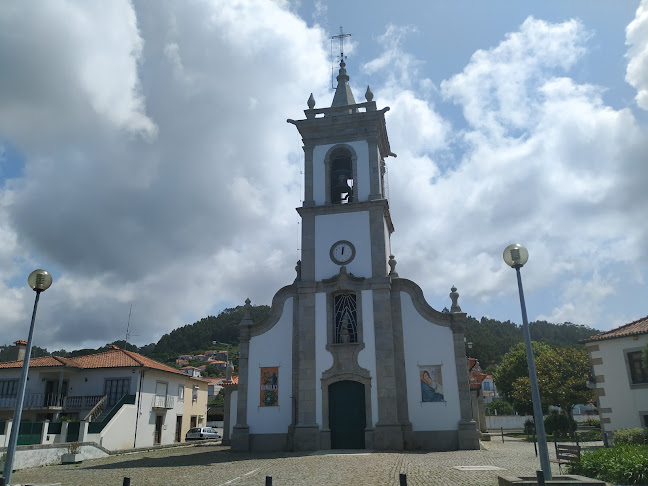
[[584, 315, 648, 434], [0, 344, 208, 450]]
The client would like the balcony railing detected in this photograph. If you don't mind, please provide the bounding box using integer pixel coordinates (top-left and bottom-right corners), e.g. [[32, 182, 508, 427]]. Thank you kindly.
[[152, 395, 175, 409], [0, 393, 104, 410]]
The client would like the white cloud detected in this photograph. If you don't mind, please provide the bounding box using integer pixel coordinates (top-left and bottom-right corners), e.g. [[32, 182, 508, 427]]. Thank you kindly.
[[378, 17, 648, 328], [0, 0, 330, 349], [625, 0, 648, 110], [1, 5, 646, 352]]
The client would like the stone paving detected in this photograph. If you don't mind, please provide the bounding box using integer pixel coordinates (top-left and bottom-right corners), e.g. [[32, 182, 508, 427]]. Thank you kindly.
[[8, 438, 606, 486]]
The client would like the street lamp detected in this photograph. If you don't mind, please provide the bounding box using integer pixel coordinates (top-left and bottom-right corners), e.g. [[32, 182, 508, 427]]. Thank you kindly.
[[212, 341, 231, 381], [503, 244, 552, 480], [2, 270, 53, 486]]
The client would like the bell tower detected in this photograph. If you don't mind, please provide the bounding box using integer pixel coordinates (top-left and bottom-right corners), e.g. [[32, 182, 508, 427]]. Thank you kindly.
[[288, 59, 396, 283]]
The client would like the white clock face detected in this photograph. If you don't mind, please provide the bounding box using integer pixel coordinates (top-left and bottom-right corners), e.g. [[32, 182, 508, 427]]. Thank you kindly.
[[330, 240, 355, 265]]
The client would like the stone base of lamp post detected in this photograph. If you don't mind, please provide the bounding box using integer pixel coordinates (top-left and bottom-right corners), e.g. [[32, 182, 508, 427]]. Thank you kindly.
[[497, 474, 605, 486]]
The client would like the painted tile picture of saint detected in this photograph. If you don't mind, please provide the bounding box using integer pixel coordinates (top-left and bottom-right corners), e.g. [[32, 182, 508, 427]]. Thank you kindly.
[[259, 366, 279, 407], [420, 365, 444, 402]]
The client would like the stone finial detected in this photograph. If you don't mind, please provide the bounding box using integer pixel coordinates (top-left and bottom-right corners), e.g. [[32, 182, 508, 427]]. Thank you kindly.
[[307, 93, 315, 109], [295, 260, 302, 282], [450, 285, 462, 313], [239, 297, 255, 327], [365, 85, 374, 102], [388, 254, 399, 277]]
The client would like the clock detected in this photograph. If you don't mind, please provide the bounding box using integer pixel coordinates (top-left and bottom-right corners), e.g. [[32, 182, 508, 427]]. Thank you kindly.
[[330, 240, 356, 265]]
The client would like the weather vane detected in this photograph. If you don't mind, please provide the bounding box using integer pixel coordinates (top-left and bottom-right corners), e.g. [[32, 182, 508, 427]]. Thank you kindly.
[[331, 26, 351, 89]]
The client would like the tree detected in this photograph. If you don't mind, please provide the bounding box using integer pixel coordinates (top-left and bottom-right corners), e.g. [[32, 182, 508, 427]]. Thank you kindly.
[[510, 346, 594, 428], [493, 341, 552, 405], [485, 400, 514, 416]]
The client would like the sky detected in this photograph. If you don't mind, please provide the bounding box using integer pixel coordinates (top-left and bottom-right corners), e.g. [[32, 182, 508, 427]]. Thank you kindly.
[[1, 0, 647, 352]]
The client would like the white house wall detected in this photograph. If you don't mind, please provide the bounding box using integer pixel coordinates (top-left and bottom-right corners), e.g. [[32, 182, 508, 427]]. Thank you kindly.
[[312, 141, 370, 205], [97, 404, 138, 450], [357, 289, 378, 426], [314, 212, 371, 281], [589, 335, 648, 431], [400, 292, 461, 431], [134, 369, 195, 448], [246, 298, 293, 434]]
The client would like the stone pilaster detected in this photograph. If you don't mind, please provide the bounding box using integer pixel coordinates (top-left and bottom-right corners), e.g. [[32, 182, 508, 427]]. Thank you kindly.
[[452, 316, 479, 450], [292, 282, 320, 450], [372, 282, 404, 450], [231, 308, 253, 451]]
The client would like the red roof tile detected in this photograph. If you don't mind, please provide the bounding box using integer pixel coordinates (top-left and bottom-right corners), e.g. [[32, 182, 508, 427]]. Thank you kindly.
[[0, 347, 193, 378], [584, 315, 648, 342]]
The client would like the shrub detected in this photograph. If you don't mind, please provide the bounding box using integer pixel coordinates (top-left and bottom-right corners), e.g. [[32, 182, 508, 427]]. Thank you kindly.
[[579, 429, 602, 442], [568, 444, 648, 485], [614, 427, 648, 445], [485, 400, 514, 416], [544, 411, 576, 438], [67, 442, 81, 454], [583, 417, 601, 428], [524, 418, 535, 436]]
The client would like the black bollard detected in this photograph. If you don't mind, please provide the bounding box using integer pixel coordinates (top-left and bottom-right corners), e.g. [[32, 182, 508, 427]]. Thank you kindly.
[[501, 426, 504, 443], [399, 473, 407, 486], [265, 476, 272, 486], [123, 477, 131, 486], [536, 470, 545, 486]]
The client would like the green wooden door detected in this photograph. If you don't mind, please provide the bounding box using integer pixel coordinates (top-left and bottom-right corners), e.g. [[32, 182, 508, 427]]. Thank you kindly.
[[329, 380, 365, 449]]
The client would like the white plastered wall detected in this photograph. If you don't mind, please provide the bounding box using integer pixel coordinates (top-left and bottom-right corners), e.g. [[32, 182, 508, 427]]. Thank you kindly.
[[315, 212, 371, 281], [400, 293, 461, 431], [246, 298, 293, 434], [589, 335, 648, 431], [357, 289, 378, 426], [312, 140, 370, 205]]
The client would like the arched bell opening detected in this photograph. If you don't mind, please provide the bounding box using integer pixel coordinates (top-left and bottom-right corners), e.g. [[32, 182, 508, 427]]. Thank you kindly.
[[330, 149, 354, 204]]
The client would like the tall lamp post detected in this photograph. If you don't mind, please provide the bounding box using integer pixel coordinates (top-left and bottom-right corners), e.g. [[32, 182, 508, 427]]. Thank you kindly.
[[2, 269, 53, 486], [503, 244, 552, 480], [212, 341, 231, 381]]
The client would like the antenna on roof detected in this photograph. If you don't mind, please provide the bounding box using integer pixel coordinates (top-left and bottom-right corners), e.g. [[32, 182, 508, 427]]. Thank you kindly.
[[330, 26, 351, 89], [125, 304, 139, 347]]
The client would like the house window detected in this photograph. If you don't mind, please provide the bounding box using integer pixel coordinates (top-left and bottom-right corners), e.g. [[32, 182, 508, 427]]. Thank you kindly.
[[178, 385, 184, 400], [334, 293, 358, 343], [627, 351, 648, 384], [104, 378, 131, 406], [0, 379, 18, 397], [483, 381, 491, 391]]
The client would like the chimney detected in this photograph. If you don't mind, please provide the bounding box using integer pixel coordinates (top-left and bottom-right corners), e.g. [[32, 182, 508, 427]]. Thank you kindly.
[[14, 340, 28, 361]]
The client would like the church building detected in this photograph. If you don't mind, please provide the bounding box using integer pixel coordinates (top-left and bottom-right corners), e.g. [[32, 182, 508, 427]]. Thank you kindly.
[[223, 58, 479, 452]]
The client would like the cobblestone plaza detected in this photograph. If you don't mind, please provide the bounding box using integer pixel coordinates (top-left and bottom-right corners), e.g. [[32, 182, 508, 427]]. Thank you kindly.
[[9, 437, 604, 486]]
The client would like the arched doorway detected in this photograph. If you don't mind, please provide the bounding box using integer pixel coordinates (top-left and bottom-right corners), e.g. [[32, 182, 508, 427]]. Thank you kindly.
[[328, 380, 365, 449]]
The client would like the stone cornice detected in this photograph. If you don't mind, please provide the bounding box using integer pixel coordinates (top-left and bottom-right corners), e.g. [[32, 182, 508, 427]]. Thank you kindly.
[[297, 199, 395, 234], [249, 284, 297, 338], [393, 278, 466, 332], [287, 106, 394, 160]]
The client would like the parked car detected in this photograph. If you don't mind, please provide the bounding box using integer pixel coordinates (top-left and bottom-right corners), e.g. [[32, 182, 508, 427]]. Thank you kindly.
[[185, 427, 221, 441]]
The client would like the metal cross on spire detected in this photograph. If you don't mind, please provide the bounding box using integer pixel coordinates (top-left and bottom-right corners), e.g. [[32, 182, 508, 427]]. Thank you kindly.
[[332, 26, 351, 61]]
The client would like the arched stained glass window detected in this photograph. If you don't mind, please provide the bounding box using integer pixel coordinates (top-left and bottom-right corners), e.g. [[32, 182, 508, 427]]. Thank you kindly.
[[334, 293, 358, 343]]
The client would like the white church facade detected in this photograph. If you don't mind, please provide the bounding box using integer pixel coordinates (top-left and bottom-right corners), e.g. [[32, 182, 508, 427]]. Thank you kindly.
[[223, 60, 478, 452]]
